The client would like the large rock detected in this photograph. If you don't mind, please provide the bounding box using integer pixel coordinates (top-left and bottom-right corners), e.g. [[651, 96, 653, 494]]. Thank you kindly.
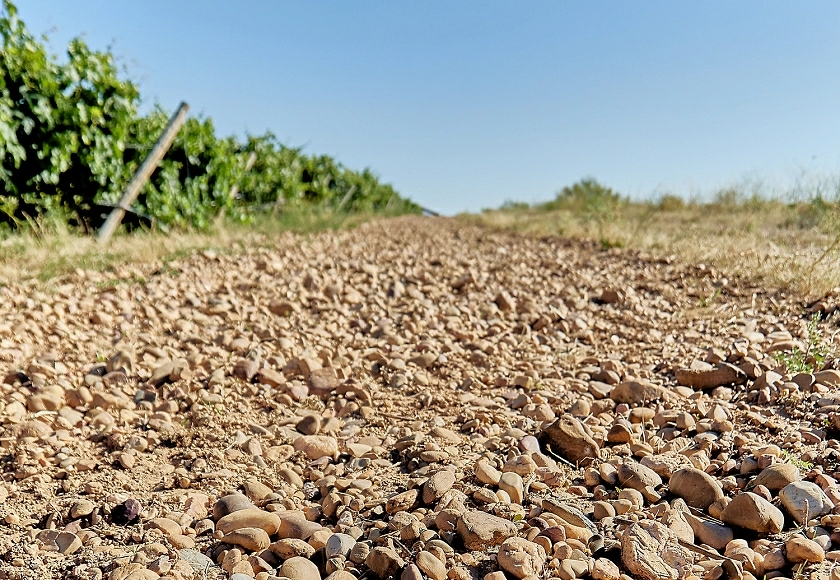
[[721, 492, 784, 533], [779, 481, 833, 524], [496, 537, 546, 579], [752, 463, 801, 491], [785, 534, 825, 563], [610, 380, 671, 404], [456, 510, 517, 550], [366, 547, 405, 578], [668, 467, 724, 510], [620, 520, 692, 580], [539, 416, 600, 465]]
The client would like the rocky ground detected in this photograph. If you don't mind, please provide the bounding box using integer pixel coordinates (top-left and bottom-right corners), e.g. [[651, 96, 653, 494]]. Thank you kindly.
[[1, 216, 840, 580]]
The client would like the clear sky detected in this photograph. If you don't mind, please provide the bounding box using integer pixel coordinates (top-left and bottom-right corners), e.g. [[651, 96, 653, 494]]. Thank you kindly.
[[14, 1, 840, 215]]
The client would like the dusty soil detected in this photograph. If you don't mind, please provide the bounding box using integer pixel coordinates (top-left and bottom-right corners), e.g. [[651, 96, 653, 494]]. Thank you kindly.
[[0, 216, 839, 580]]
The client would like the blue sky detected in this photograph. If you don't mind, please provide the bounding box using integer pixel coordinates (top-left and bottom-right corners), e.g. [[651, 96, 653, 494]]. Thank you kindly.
[[15, 1, 840, 215]]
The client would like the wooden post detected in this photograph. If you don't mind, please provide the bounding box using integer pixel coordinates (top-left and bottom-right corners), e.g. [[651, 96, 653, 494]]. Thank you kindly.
[[97, 102, 190, 244]]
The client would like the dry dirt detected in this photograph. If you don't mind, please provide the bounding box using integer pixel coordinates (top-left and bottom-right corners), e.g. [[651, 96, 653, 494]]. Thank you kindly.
[[1, 216, 840, 580]]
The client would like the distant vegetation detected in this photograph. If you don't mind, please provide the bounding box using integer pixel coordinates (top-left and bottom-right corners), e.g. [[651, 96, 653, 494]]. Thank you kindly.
[[473, 176, 840, 295], [0, 1, 418, 235]]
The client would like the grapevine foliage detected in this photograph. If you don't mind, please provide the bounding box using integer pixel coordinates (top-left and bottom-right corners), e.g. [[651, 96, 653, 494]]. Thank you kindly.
[[0, 1, 417, 232]]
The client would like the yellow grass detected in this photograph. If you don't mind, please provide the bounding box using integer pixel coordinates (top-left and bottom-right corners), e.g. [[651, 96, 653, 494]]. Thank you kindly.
[[462, 197, 840, 298], [0, 207, 388, 284]]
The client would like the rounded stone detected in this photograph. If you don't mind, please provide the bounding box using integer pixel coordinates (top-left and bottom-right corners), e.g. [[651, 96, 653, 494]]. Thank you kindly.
[[416, 551, 446, 580], [720, 492, 784, 534], [280, 556, 323, 580], [668, 467, 724, 510]]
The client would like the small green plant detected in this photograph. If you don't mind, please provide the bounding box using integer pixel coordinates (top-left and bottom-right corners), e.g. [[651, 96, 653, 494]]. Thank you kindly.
[[780, 449, 814, 471], [698, 288, 723, 308], [773, 315, 830, 374]]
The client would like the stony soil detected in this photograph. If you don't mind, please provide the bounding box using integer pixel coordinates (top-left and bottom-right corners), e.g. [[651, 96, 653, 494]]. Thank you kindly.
[[1, 216, 840, 580]]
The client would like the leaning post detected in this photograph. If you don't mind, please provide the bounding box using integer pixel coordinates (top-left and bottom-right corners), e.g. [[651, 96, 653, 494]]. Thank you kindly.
[[96, 101, 190, 244]]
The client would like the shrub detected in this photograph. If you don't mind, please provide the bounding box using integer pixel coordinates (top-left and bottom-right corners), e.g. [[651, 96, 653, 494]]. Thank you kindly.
[[0, 1, 418, 232]]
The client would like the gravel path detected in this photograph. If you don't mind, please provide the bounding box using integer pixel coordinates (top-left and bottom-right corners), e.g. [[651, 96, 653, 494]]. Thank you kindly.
[[0, 216, 838, 580]]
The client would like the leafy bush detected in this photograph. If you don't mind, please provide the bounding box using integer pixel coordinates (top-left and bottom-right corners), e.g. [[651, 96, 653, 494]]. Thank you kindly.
[[541, 178, 624, 213], [0, 1, 139, 229], [773, 315, 830, 374], [0, 1, 417, 232]]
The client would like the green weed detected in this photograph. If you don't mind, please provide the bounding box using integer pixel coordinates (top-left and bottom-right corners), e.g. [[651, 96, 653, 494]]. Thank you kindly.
[[780, 449, 814, 471], [773, 315, 830, 374]]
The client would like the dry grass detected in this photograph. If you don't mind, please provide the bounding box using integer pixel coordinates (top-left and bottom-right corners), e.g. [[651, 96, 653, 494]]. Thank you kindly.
[[462, 197, 840, 298], [0, 207, 389, 284]]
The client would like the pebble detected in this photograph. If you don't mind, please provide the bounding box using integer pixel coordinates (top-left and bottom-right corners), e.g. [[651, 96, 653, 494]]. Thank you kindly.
[[213, 494, 255, 520], [752, 463, 801, 491], [325, 533, 357, 559], [475, 462, 503, 486], [223, 527, 271, 551], [216, 508, 281, 535], [620, 520, 692, 580]]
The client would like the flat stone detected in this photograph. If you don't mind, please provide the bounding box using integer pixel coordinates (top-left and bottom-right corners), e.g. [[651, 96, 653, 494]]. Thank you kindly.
[[496, 537, 546, 579], [620, 520, 692, 580], [540, 416, 600, 465], [423, 470, 456, 505], [179, 549, 218, 572], [457, 510, 517, 550], [36, 530, 82, 554], [366, 547, 405, 578], [779, 481, 833, 524]]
